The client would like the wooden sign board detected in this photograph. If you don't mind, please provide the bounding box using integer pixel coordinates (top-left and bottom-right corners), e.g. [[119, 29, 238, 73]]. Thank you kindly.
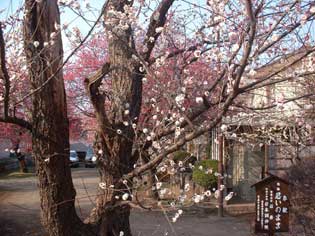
[[252, 174, 290, 234]]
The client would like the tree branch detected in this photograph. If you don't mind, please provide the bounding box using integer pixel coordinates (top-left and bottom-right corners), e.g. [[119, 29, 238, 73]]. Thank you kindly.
[[142, 0, 175, 61]]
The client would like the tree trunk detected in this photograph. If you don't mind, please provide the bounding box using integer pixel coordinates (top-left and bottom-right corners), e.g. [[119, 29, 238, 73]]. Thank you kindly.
[[88, 134, 134, 236], [23, 1, 93, 235], [86, 1, 144, 235]]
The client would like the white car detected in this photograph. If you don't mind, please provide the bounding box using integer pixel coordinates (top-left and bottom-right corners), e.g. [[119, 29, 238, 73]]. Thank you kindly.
[[85, 147, 97, 168], [69, 150, 79, 167]]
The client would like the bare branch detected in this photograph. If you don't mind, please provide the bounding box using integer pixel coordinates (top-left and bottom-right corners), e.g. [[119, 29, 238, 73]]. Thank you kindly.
[[142, 0, 175, 61]]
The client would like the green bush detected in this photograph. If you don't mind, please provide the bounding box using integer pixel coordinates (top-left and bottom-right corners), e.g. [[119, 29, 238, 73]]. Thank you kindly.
[[192, 159, 218, 189]]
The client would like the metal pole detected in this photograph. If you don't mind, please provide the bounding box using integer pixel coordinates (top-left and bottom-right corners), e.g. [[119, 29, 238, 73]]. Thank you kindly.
[[264, 144, 269, 177], [218, 134, 224, 217]]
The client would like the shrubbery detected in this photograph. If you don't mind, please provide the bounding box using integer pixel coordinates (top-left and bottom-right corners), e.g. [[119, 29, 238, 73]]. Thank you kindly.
[[192, 159, 218, 189]]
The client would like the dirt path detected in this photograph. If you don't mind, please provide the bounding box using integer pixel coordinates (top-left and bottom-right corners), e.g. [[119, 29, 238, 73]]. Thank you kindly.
[[0, 168, 251, 236]]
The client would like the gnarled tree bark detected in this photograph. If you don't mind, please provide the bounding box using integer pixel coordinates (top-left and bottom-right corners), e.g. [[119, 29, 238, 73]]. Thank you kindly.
[[23, 1, 94, 235]]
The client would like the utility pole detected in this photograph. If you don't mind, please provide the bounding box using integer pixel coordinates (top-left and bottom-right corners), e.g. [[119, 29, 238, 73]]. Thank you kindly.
[[218, 133, 224, 217]]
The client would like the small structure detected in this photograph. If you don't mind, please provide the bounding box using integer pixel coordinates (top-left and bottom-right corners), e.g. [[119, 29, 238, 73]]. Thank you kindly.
[[252, 173, 290, 235]]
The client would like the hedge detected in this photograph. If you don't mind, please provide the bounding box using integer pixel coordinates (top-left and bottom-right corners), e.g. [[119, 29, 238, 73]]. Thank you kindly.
[[192, 159, 218, 189]]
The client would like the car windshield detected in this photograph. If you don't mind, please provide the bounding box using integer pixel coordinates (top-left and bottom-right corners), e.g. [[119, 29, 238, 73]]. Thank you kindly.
[[70, 151, 77, 157], [86, 148, 93, 156]]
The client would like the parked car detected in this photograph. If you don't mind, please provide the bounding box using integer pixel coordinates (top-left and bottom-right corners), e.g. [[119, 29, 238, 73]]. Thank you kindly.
[[85, 147, 97, 168], [69, 150, 80, 168]]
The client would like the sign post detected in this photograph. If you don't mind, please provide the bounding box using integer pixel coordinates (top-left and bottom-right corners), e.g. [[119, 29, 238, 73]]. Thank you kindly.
[[252, 173, 290, 235]]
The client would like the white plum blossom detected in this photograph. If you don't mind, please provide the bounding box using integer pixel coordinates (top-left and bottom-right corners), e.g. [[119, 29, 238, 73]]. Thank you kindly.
[[214, 190, 220, 199], [221, 124, 228, 132], [33, 41, 40, 48], [99, 182, 106, 189], [194, 50, 201, 58], [122, 193, 129, 201], [193, 194, 201, 203], [195, 97, 203, 104], [156, 182, 162, 190], [175, 94, 185, 105], [219, 184, 225, 191], [205, 190, 211, 197], [184, 184, 190, 192], [225, 192, 234, 201]]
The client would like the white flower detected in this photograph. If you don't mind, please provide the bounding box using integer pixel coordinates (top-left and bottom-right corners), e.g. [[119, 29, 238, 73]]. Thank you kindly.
[[98, 149, 103, 155], [178, 161, 183, 167], [175, 94, 185, 105], [117, 129, 122, 134], [214, 190, 220, 199], [124, 110, 129, 115], [43, 42, 49, 47], [195, 97, 203, 104], [205, 190, 211, 197], [225, 192, 234, 201], [156, 182, 162, 190], [99, 182, 106, 189], [198, 165, 203, 170], [139, 66, 145, 72], [160, 166, 166, 172], [54, 22, 60, 31], [185, 184, 190, 192], [122, 179, 128, 185], [142, 77, 147, 82], [33, 41, 40, 48], [149, 36, 155, 43], [220, 184, 225, 191], [194, 50, 201, 58], [50, 32, 57, 39], [271, 34, 279, 42], [172, 217, 177, 223], [122, 193, 129, 201], [119, 231, 124, 236], [155, 27, 164, 33], [123, 121, 129, 126], [178, 209, 183, 215], [132, 123, 137, 129], [193, 195, 201, 203], [249, 69, 257, 76], [221, 124, 228, 132]]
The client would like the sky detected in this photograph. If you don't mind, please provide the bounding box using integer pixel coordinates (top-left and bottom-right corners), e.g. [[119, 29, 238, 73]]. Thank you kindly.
[[0, 0, 104, 55]]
